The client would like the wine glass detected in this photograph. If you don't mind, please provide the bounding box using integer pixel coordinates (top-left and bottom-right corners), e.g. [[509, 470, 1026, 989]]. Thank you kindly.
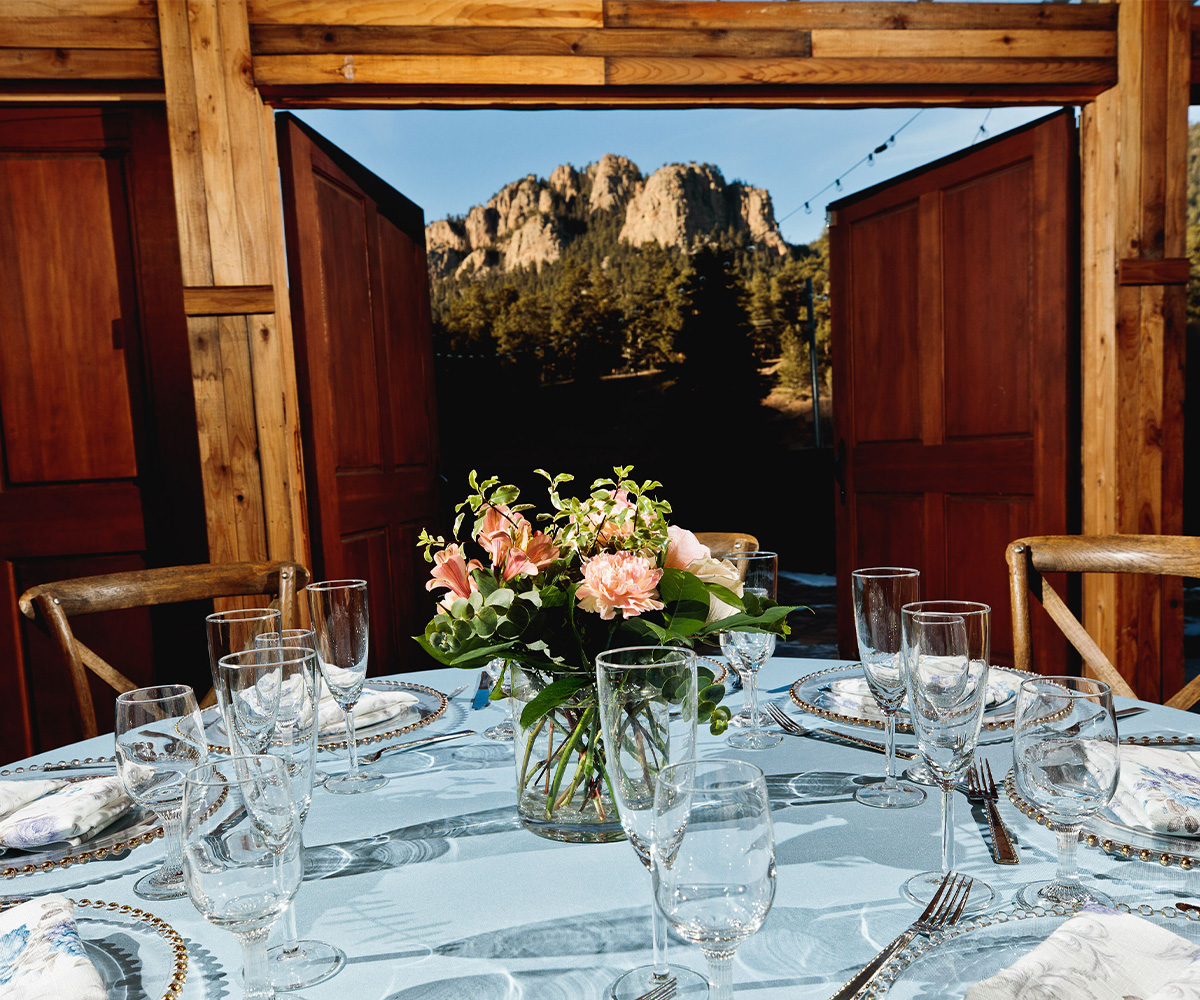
[[653, 758, 776, 1000], [722, 551, 783, 750], [182, 755, 303, 1000], [218, 649, 283, 756], [596, 647, 707, 1000], [257, 629, 331, 787], [114, 684, 209, 900], [305, 579, 385, 794], [852, 568, 925, 809], [900, 602, 993, 910], [207, 607, 282, 747], [1014, 676, 1119, 907]]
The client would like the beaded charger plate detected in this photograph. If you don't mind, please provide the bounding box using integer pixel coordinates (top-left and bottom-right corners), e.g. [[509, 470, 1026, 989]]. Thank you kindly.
[[1005, 736, 1200, 870], [695, 655, 729, 688], [75, 899, 189, 1000], [860, 903, 1200, 998], [0, 760, 161, 880], [789, 663, 1034, 736], [195, 678, 449, 754]]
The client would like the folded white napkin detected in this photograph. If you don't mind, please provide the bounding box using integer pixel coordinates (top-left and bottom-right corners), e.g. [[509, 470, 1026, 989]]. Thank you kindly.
[[826, 668, 1018, 722], [0, 777, 132, 850], [966, 907, 1200, 1000], [0, 894, 106, 999], [1106, 744, 1200, 836], [315, 684, 418, 736], [0, 780, 65, 823]]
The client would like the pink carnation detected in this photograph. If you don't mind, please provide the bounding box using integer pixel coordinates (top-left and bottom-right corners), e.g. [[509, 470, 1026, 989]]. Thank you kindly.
[[576, 551, 664, 621]]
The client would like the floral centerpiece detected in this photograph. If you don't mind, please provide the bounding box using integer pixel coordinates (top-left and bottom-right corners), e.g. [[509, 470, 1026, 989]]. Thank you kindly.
[[414, 468, 796, 842]]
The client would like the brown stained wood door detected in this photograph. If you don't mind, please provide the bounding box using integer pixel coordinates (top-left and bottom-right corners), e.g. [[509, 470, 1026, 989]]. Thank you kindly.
[[831, 111, 1077, 671], [276, 113, 439, 676], [0, 107, 209, 758]]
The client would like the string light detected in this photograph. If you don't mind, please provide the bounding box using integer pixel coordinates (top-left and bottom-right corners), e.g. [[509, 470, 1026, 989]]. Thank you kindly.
[[777, 109, 926, 226], [971, 109, 994, 146]]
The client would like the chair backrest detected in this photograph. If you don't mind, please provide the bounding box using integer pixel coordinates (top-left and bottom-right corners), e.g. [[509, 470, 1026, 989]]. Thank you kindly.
[[19, 561, 310, 740], [1006, 535, 1200, 709], [696, 532, 761, 559]]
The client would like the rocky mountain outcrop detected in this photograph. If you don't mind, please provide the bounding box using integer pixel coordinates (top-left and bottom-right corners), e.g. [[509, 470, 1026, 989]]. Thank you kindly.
[[425, 154, 791, 281]]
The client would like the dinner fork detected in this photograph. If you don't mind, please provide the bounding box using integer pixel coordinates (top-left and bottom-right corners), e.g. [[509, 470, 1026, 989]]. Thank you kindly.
[[966, 760, 1019, 864], [825, 871, 972, 1000], [357, 729, 475, 764], [764, 702, 920, 760]]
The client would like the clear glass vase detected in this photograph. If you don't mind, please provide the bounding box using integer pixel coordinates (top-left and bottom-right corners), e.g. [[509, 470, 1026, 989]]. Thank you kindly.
[[510, 663, 625, 844]]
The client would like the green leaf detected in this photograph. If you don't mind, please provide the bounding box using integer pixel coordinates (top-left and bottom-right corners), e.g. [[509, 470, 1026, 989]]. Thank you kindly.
[[518, 676, 592, 728], [705, 582, 745, 611], [657, 568, 711, 638]]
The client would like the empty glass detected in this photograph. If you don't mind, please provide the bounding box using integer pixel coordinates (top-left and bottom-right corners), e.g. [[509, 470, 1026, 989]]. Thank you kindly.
[[1014, 676, 1119, 907], [722, 551, 783, 750], [114, 684, 209, 900], [596, 647, 706, 1000], [183, 755, 303, 1000], [852, 567, 925, 809], [653, 758, 775, 1000], [207, 607, 282, 745], [218, 650, 283, 756], [900, 602, 993, 910], [306, 579, 385, 794], [256, 629, 331, 786]]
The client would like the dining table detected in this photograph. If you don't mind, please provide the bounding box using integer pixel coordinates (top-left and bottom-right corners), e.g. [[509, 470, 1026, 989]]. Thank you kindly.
[[7, 655, 1200, 1000]]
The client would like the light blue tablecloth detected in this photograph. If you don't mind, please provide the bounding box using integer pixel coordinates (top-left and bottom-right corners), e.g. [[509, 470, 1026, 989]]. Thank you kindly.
[[7, 657, 1200, 999]]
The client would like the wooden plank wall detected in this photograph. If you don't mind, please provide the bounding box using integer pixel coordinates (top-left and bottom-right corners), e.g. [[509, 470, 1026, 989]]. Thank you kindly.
[[1080, 0, 1191, 702]]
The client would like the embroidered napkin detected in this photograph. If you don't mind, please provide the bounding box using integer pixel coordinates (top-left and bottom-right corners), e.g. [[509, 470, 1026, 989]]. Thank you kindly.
[[825, 668, 1018, 721], [965, 907, 1200, 1000], [1105, 744, 1200, 836], [0, 777, 132, 850], [0, 780, 65, 823], [0, 894, 106, 1000]]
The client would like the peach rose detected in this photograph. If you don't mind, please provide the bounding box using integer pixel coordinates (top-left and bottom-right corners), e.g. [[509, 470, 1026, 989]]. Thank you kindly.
[[575, 551, 664, 621], [665, 526, 711, 570]]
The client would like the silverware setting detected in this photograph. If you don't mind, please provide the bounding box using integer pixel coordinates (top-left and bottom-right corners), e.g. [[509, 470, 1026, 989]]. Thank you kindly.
[[825, 871, 971, 1000], [633, 976, 676, 1000], [447, 683, 469, 700], [966, 760, 1020, 865], [765, 702, 919, 760], [357, 729, 475, 765]]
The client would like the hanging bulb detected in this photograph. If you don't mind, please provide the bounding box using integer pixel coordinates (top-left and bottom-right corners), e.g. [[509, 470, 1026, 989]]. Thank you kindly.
[[803, 202, 812, 214], [874, 143, 888, 155], [888, 135, 896, 146], [835, 179, 842, 190], [867, 153, 874, 166]]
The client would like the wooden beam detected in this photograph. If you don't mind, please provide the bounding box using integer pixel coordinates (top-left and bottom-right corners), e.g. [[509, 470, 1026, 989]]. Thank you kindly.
[[253, 52, 605, 86], [0, 49, 161, 78], [157, 0, 306, 567], [1080, 0, 1189, 702], [182, 285, 276, 316], [809, 29, 1114, 60], [246, 0, 604, 28], [0, 16, 160, 48]]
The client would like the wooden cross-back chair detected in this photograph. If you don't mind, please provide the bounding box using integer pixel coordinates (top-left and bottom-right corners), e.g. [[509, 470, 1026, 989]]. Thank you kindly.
[[696, 533, 760, 559], [19, 561, 310, 740], [1007, 535, 1200, 709]]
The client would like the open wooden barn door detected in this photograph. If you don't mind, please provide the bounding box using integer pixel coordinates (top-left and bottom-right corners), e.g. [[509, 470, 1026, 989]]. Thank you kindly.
[[830, 111, 1078, 671], [276, 113, 439, 675]]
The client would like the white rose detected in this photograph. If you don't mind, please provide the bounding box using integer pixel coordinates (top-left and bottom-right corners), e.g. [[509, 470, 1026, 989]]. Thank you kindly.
[[686, 556, 744, 625]]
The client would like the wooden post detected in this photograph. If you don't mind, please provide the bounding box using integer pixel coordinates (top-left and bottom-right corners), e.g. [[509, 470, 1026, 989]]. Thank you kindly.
[[156, 0, 308, 567], [1080, 0, 1189, 701]]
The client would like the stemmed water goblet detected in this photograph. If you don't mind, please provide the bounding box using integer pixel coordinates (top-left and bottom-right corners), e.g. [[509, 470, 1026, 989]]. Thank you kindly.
[[114, 684, 209, 900], [182, 755, 303, 1000], [900, 601, 993, 910], [852, 567, 925, 809], [721, 551, 783, 750], [207, 606, 282, 745], [222, 645, 347, 988], [652, 758, 776, 1000], [306, 579, 386, 793], [596, 646, 707, 1000], [1013, 676, 1119, 907]]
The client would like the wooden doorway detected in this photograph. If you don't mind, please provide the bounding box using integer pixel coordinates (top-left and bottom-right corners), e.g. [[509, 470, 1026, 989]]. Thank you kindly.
[[0, 106, 209, 757], [830, 110, 1077, 671], [276, 113, 439, 676]]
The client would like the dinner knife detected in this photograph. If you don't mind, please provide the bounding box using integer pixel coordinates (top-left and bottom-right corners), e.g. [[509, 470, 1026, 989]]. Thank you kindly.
[[472, 669, 492, 710]]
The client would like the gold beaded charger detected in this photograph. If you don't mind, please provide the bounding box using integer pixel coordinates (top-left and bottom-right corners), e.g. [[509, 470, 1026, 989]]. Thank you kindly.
[[1005, 736, 1200, 871], [73, 898, 189, 1000]]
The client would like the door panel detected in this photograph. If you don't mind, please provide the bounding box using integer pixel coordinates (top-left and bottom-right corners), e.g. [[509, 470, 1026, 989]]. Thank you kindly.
[[832, 111, 1076, 670], [0, 107, 208, 757], [277, 113, 439, 676]]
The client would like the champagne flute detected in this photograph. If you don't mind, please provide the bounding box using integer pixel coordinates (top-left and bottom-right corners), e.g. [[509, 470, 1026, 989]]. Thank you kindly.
[[653, 758, 776, 1000], [900, 602, 993, 910], [722, 551, 783, 750], [218, 650, 283, 756], [207, 607, 282, 748], [1014, 676, 1119, 907], [305, 579, 385, 794], [183, 755, 303, 1000], [852, 567, 925, 809], [257, 629, 331, 785], [596, 647, 707, 1000], [114, 684, 209, 900]]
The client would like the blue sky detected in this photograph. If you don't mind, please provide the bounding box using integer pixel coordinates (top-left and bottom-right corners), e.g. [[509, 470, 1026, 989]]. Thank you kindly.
[[295, 106, 1063, 246]]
